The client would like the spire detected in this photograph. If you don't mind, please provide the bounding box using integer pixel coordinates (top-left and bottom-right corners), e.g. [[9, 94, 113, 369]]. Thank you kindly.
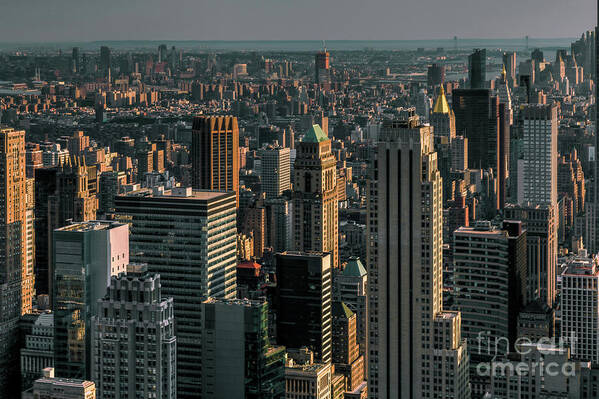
[[432, 85, 450, 114], [501, 64, 506, 80]]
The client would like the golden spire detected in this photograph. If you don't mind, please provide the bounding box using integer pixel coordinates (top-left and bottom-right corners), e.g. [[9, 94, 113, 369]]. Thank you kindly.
[[432, 85, 450, 114], [501, 64, 506, 80]]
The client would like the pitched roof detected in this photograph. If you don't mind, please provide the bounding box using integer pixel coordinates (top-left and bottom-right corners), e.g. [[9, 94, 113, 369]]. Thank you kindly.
[[302, 124, 328, 143], [332, 301, 354, 319], [432, 85, 450, 114], [343, 257, 366, 277]]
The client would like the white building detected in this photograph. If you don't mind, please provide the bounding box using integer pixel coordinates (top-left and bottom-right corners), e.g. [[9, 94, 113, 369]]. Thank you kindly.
[[561, 253, 599, 363], [519, 103, 558, 206]]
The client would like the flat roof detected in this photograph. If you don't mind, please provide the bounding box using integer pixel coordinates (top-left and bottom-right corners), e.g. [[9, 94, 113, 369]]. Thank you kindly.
[[122, 188, 231, 200], [56, 220, 124, 233]]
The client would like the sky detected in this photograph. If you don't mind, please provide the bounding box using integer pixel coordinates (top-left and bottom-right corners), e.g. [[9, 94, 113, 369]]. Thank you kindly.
[[0, 0, 595, 42]]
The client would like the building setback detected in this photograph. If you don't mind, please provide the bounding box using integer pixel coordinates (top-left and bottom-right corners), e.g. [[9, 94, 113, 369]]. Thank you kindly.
[[114, 187, 237, 399], [92, 265, 176, 399], [53, 221, 129, 380]]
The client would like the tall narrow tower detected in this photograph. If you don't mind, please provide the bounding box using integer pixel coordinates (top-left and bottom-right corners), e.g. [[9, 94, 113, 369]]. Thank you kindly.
[[367, 115, 470, 399], [0, 126, 32, 397], [292, 124, 339, 267], [191, 116, 240, 205]]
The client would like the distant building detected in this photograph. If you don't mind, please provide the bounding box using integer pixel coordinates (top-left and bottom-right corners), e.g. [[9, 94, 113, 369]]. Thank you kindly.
[[315, 51, 331, 84], [259, 145, 291, 199], [91, 265, 176, 399], [468, 48, 486, 89], [427, 63, 445, 87]]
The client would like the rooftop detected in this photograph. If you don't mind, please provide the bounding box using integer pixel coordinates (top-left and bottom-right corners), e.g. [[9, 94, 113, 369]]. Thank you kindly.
[[302, 124, 328, 143], [343, 257, 367, 277], [56, 220, 124, 233], [431, 86, 450, 114], [123, 187, 231, 200]]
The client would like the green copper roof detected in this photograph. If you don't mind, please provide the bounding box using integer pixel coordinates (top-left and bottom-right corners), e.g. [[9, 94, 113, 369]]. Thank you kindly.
[[332, 301, 354, 319], [302, 124, 328, 143], [343, 258, 366, 277]]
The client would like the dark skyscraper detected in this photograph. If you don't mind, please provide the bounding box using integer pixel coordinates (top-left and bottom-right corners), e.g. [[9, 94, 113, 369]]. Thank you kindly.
[[275, 252, 332, 364], [452, 89, 500, 171], [71, 47, 80, 73], [427, 63, 445, 87], [99, 46, 111, 77], [315, 50, 331, 84], [468, 48, 486, 89]]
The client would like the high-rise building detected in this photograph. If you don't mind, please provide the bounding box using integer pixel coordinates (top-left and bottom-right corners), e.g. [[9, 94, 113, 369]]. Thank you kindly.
[[92, 265, 176, 399], [331, 301, 364, 392], [99, 46, 111, 77], [285, 356, 332, 399], [561, 253, 599, 363], [265, 197, 292, 253], [452, 220, 526, 393], [504, 203, 557, 307], [275, 252, 332, 364], [518, 103, 558, 206], [34, 158, 98, 297], [292, 125, 339, 267], [427, 63, 445, 87], [452, 89, 500, 171], [315, 51, 331, 84], [53, 221, 129, 380], [429, 85, 456, 140], [333, 258, 367, 354], [158, 44, 168, 63], [366, 115, 470, 398], [259, 145, 291, 198], [502, 52, 517, 87], [71, 47, 80, 73], [468, 48, 487, 89], [114, 187, 237, 399], [0, 126, 31, 397], [200, 298, 286, 399], [191, 116, 240, 204]]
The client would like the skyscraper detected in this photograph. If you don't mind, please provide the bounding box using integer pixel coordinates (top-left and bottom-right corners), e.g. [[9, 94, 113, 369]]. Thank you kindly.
[[429, 85, 456, 140], [367, 115, 470, 398], [99, 46, 111, 77], [315, 51, 331, 84], [502, 52, 517, 87], [452, 89, 500, 171], [53, 221, 129, 380], [518, 104, 558, 206], [453, 220, 527, 393], [0, 126, 31, 397], [259, 145, 291, 199], [191, 116, 240, 204], [114, 187, 237, 399], [91, 265, 176, 399], [275, 252, 332, 364], [561, 253, 599, 363], [34, 158, 98, 297], [505, 203, 557, 307], [427, 63, 445, 87], [292, 125, 339, 267], [468, 48, 486, 89], [200, 298, 286, 399]]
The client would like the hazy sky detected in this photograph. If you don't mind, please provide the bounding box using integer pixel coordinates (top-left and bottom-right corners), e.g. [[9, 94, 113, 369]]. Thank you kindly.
[[0, 0, 595, 42]]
